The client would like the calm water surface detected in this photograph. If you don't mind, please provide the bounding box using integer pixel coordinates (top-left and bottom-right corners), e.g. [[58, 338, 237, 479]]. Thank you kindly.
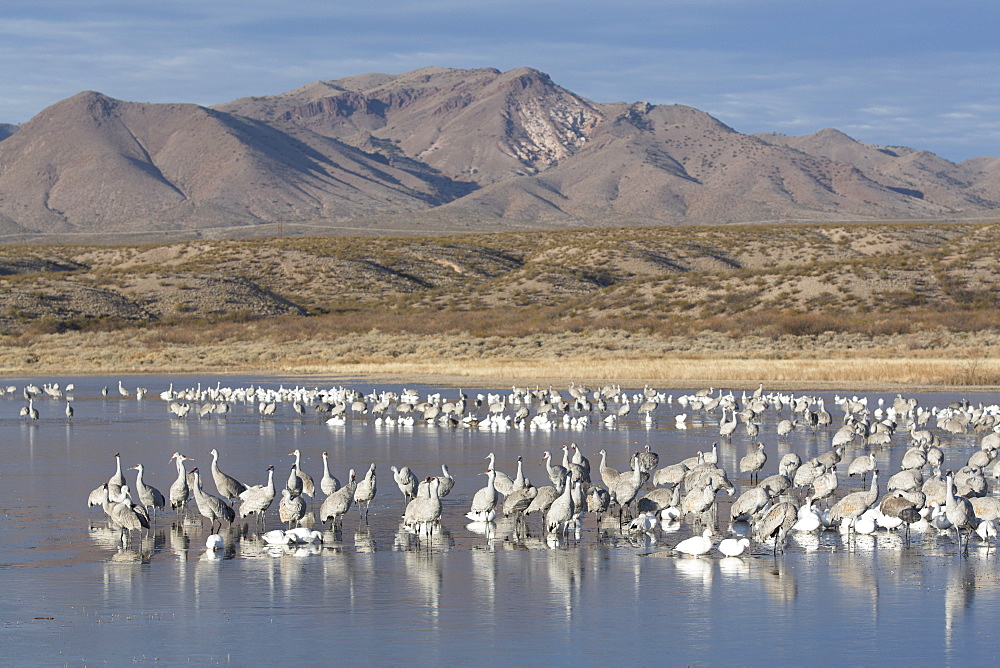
[[2, 376, 998, 665]]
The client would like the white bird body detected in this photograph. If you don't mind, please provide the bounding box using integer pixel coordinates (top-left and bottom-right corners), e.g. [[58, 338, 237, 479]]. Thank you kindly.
[[676, 528, 714, 556], [718, 537, 750, 557]]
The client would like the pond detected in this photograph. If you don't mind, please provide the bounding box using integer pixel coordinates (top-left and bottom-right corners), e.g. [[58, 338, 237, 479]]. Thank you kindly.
[[2, 376, 998, 665]]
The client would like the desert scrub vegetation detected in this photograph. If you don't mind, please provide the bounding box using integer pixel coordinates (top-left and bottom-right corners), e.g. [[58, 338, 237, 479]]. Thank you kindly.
[[0, 220, 997, 375]]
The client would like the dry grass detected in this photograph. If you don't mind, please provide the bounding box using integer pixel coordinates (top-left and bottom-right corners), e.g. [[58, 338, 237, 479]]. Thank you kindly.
[[2, 327, 997, 389]]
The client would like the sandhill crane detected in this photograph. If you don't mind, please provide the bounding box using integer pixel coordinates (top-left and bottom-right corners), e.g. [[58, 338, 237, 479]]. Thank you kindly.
[[209, 448, 246, 500], [945, 472, 976, 555], [320, 469, 356, 529], [829, 469, 880, 537], [740, 443, 767, 484], [403, 477, 443, 531], [109, 487, 150, 547], [637, 445, 659, 473], [753, 501, 797, 554], [130, 464, 165, 516], [168, 452, 192, 512], [524, 484, 561, 524], [502, 482, 538, 526], [391, 465, 419, 505], [320, 452, 340, 496], [278, 488, 307, 529], [239, 465, 276, 524], [484, 453, 515, 496], [541, 450, 568, 488], [810, 466, 839, 503], [731, 486, 770, 522], [190, 468, 236, 533], [101, 452, 126, 500], [464, 468, 497, 523], [546, 472, 577, 534], [847, 453, 877, 485], [597, 449, 621, 488], [418, 464, 455, 498], [288, 449, 315, 497], [587, 486, 611, 523], [354, 463, 377, 521], [610, 454, 644, 527]]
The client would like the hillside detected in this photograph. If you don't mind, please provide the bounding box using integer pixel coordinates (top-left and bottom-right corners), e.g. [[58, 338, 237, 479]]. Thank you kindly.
[[1, 67, 999, 239], [0, 221, 995, 334]]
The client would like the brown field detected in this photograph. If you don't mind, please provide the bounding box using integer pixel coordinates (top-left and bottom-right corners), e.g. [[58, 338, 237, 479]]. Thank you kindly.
[[3, 327, 998, 390], [1, 221, 998, 389]]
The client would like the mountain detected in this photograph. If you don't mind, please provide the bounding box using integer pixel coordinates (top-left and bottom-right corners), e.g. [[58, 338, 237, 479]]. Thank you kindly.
[[1, 67, 998, 238]]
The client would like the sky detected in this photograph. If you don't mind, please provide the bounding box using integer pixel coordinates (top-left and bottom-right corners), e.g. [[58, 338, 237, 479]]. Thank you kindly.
[[3, 0, 999, 162]]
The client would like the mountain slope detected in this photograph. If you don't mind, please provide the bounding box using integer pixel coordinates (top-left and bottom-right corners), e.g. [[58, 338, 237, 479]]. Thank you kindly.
[[0, 92, 462, 234], [1, 67, 999, 237]]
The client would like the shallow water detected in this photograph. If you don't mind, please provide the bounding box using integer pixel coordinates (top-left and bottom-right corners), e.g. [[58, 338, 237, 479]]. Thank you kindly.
[[2, 376, 999, 665]]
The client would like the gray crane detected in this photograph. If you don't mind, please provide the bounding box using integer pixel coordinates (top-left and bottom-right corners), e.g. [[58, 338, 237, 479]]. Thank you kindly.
[[320, 469, 357, 529], [466, 468, 498, 522], [209, 448, 246, 500], [288, 449, 315, 497], [190, 468, 236, 532], [109, 486, 150, 547], [168, 452, 192, 513], [739, 442, 767, 485], [945, 471, 977, 555], [130, 463, 165, 516], [320, 452, 340, 496], [278, 488, 307, 529], [753, 501, 797, 554], [391, 465, 419, 505], [829, 469, 880, 537], [354, 463, 377, 521], [239, 465, 275, 524], [403, 477, 442, 530]]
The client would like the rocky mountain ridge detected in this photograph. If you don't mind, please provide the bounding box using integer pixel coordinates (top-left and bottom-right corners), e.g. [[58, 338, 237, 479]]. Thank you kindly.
[[0, 67, 997, 239]]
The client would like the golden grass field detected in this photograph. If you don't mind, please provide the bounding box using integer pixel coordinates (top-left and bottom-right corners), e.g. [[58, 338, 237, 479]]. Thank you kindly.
[[3, 327, 997, 390]]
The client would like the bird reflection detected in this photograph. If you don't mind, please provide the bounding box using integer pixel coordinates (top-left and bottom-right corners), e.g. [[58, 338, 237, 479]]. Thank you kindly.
[[760, 558, 797, 603], [355, 528, 376, 553], [944, 560, 976, 656], [674, 556, 714, 590], [404, 550, 443, 614], [718, 556, 750, 576], [546, 548, 584, 620]]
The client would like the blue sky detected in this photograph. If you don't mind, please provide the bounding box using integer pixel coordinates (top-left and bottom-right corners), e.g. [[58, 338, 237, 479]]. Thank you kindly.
[[3, 1, 998, 162]]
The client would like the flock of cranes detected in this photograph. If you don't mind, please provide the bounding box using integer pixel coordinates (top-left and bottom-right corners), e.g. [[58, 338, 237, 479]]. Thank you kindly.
[[72, 378, 1000, 558]]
